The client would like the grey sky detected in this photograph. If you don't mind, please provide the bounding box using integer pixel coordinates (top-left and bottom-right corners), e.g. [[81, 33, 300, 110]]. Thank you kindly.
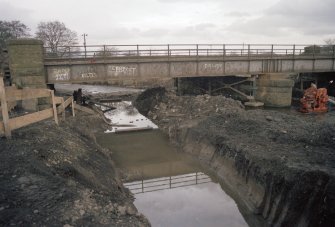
[[0, 0, 334, 45]]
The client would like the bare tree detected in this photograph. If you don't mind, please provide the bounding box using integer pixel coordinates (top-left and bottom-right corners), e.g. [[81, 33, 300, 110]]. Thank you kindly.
[[95, 46, 119, 57], [35, 21, 78, 54], [324, 38, 335, 45], [322, 38, 335, 54], [0, 20, 30, 48]]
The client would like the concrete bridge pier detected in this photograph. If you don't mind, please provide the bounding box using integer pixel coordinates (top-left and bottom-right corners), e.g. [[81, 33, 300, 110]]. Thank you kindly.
[[255, 73, 295, 107]]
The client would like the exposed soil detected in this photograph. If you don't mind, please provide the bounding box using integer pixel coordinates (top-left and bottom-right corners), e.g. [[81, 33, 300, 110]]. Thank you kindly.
[[2, 84, 335, 226], [0, 110, 150, 226], [135, 87, 335, 227]]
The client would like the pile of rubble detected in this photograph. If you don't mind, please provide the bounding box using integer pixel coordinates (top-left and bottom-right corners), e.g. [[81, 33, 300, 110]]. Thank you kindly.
[[135, 87, 245, 133]]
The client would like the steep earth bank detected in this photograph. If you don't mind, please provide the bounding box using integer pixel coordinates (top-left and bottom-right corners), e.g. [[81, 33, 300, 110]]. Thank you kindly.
[[0, 111, 150, 226], [135, 87, 335, 227]]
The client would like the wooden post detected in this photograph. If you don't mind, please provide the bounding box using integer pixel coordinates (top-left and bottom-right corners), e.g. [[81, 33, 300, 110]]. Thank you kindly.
[[208, 80, 212, 95], [0, 77, 11, 138], [71, 97, 75, 117], [61, 101, 66, 121], [50, 90, 59, 125]]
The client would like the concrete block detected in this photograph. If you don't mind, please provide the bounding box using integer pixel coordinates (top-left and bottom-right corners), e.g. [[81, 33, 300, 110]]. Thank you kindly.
[[244, 101, 264, 107], [7, 38, 46, 89]]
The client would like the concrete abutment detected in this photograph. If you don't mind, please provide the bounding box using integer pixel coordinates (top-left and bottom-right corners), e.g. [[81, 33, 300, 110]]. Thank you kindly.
[[7, 39, 46, 88], [255, 73, 295, 107], [7, 39, 47, 111]]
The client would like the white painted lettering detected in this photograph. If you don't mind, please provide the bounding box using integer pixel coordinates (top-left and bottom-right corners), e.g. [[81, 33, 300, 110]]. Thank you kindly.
[[109, 65, 137, 76], [203, 63, 222, 71], [54, 68, 70, 81]]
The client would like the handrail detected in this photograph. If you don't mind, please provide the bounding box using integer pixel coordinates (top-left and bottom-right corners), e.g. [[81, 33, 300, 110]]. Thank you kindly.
[[43, 44, 335, 60], [124, 172, 211, 194]]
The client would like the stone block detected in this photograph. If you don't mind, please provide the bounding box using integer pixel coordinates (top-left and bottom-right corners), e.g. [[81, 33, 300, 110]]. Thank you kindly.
[[7, 39, 46, 89]]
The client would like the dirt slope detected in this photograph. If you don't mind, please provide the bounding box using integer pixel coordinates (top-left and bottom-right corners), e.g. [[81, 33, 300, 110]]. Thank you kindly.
[[0, 112, 149, 226]]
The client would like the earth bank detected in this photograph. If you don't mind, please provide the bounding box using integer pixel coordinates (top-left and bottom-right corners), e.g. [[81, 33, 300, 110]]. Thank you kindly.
[[135, 87, 335, 227], [0, 111, 150, 226]]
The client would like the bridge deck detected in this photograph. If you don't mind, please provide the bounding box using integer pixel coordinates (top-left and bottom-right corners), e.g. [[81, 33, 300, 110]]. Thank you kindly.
[[43, 44, 335, 84]]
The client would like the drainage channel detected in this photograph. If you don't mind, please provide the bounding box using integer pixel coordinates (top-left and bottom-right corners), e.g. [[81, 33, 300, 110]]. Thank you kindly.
[[55, 84, 262, 226], [96, 102, 250, 227]]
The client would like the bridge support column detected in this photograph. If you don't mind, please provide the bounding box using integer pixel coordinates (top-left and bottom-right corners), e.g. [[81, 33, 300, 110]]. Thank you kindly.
[[7, 39, 47, 110], [255, 73, 295, 107]]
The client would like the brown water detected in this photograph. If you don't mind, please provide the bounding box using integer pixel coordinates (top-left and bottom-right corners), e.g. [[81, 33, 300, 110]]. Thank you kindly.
[[97, 130, 250, 227]]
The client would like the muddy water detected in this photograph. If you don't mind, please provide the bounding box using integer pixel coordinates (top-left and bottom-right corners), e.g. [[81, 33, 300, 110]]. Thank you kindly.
[[97, 131, 249, 227]]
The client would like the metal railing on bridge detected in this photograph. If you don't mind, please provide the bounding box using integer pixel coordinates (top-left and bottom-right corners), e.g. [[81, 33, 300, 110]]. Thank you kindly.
[[44, 44, 335, 60], [124, 172, 211, 194]]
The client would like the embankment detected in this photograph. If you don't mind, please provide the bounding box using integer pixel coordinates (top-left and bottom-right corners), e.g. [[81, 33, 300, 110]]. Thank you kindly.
[[135, 87, 335, 227], [0, 112, 150, 226]]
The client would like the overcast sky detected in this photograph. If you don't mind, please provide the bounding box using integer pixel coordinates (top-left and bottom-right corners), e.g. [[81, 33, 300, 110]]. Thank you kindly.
[[0, 0, 334, 45]]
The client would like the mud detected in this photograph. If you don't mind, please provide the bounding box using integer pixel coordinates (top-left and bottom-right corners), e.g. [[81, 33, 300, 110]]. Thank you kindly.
[[135, 87, 335, 227], [0, 111, 150, 226]]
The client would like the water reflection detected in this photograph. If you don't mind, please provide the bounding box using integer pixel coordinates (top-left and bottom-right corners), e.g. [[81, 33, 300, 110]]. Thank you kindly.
[[124, 172, 211, 194], [96, 131, 249, 227], [127, 174, 248, 227]]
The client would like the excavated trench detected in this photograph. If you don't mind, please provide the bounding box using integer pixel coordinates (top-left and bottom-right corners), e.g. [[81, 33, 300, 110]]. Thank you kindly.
[[134, 87, 335, 227], [175, 127, 333, 227]]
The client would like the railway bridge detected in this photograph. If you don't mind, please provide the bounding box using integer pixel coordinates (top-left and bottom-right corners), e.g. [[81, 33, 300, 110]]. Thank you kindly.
[[4, 39, 335, 106]]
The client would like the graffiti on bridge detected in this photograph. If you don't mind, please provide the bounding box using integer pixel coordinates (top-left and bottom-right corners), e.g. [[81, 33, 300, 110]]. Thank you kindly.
[[80, 66, 98, 79], [108, 65, 137, 76], [53, 68, 70, 81], [203, 63, 223, 72]]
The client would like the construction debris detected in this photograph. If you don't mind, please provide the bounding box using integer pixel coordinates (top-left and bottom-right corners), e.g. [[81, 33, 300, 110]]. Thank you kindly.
[[300, 84, 329, 113]]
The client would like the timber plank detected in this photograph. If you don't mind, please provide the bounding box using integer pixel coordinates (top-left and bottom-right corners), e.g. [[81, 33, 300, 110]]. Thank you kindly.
[[56, 97, 73, 114], [51, 90, 59, 125], [0, 77, 11, 138], [0, 121, 4, 135], [8, 108, 54, 130], [55, 96, 64, 104], [71, 99, 75, 117], [63, 97, 73, 107], [61, 102, 65, 120]]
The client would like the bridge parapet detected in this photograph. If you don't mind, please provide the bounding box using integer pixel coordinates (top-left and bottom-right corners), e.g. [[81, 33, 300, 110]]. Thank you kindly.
[[44, 44, 335, 60], [43, 43, 335, 86]]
